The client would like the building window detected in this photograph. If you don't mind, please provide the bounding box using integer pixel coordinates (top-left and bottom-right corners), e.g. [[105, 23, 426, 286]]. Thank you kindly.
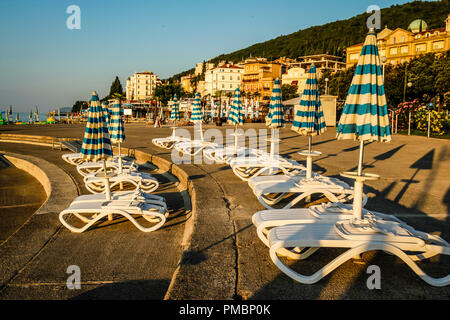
[[390, 47, 398, 55], [349, 53, 359, 61], [435, 31, 440, 36], [415, 34, 421, 39], [415, 43, 426, 52], [433, 41, 445, 50], [400, 46, 409, 54], [392, 37, 396, 44], [401, 36, 405, 42]]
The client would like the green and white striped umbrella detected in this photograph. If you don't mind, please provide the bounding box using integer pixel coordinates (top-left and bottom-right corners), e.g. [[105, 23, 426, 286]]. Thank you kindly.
[[80, 92, 113, 162], [337, 30, 391, 143], [102, 101, 111, 127], [227, 88, 244, 126], [292, 64, 326, 136], [190, 93, 203, 123], [108, 100, 125, 144], [170, 94, 180, 121], [267, 79, 285, 128]]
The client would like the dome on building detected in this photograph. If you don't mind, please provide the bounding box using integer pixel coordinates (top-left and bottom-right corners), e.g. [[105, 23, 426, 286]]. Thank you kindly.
[[408, 19, 428, 33]]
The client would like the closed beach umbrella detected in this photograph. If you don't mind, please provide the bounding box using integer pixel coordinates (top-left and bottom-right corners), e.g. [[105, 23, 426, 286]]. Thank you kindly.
[[190, 93, 203, 123], [16, 112, 19, 122], [109, 99, 126, 173], [227, 88, 244, 126], [29, 109, 33, 123], [267, 79, 285, 129], [228, 88, 244, 153], [191, 93, 204, 140], [266, 79, 285, 157], [170, 95, 180, 121], [80, 92, 114, 200], [102, 102, 111, 127], [58, 107, 61, 122], [336, 28, 391, 220], [34, 106, 39, 122], [291, 65, 326, 178]]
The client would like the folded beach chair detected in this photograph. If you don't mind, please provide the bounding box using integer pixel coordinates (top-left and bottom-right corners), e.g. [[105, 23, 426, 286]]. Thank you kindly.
[[267, 215, 450, 286], [251, 174, 364, 210], [59, 199, 167, 233], [252, 202, 402, 259], [173, 140, 218, 157], [203, 145, 267, 165], [230, 155, 307, 181], [84, 170, 159, 194], [76, 159, 138, 177]]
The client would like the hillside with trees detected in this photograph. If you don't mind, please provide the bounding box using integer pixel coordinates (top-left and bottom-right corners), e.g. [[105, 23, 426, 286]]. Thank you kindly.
[[167, 0, 448, 82]]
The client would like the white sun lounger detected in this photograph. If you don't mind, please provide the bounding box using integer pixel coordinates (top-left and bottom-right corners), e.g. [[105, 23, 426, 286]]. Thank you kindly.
[[252, 175, 364, 210], [230, 156, 307, 181], [173, 140, 218, 157], [203, 145, 267, 164], [62, 153, 85, 165], [76, 159, 138, 177], [71, 189, 167, 211], [84, 171, 159, 194], [267, 216, 450, 286], [152, 136, 190, 149], [59, 199, 167, 233], [252, 202, 402, 259]]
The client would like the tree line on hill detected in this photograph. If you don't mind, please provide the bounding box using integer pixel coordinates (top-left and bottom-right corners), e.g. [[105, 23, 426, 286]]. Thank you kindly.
[[167, 0, 448, 82]]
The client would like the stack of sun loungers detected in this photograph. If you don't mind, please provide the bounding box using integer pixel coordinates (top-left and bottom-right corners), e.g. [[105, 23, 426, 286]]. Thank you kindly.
[[59, 94, 168, 234], [150, 29, 450, 286]]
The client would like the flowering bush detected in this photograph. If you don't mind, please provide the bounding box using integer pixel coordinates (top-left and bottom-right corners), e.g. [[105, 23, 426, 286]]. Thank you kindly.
[[389, 99, 449, 136], [413, 108, 450, 136]]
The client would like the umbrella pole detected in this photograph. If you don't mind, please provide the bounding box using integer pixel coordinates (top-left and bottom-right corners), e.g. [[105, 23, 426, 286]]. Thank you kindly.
[[118, 142, 123, 174], [102, 159, 113, 221], [270, 128, 275, 159], [306, 135, 313, 180], [234, 124, 238, 155], [357, 140, 365, 176], [353, 140, 365, 221]]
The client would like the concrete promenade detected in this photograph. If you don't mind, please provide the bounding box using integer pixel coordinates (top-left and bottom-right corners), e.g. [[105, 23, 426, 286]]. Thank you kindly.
[[0, 123, 449, 300]]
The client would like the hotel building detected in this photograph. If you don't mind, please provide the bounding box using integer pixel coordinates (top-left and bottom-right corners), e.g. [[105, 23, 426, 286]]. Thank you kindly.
[[126, 71, 161, 101], [345, 15, 450, 68], [241, 57, 282, 102], [204, 63, 244, 96]]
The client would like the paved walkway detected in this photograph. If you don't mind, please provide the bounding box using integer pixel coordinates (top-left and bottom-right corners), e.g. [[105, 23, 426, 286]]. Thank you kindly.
[[0, 140, 189, 299], [0, 123, 449, 299]]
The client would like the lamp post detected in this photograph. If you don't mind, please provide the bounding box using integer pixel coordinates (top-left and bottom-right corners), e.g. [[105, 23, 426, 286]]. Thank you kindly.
[[324, 78, 329, 95], [407, 82, 412, 135], [381, 56, 387, 80]]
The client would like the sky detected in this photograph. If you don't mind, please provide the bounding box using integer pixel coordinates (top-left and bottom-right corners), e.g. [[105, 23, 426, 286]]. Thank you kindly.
[[0, 0, 419, 113]]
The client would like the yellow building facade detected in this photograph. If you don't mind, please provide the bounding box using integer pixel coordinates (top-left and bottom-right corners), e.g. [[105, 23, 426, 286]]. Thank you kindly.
[[346, 15, 450, 69], [181, 75, 194, 93], [241, 57, 282, 102]]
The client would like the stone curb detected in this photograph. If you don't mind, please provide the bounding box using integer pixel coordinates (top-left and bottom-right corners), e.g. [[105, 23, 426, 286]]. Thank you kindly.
[[0, 151, 78, 290]]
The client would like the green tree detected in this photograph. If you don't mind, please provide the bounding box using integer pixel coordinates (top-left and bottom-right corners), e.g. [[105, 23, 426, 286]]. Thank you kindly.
[[153, 84, 186, 105], [281, 84, 299, 100], [71, 100, 88, 113]]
